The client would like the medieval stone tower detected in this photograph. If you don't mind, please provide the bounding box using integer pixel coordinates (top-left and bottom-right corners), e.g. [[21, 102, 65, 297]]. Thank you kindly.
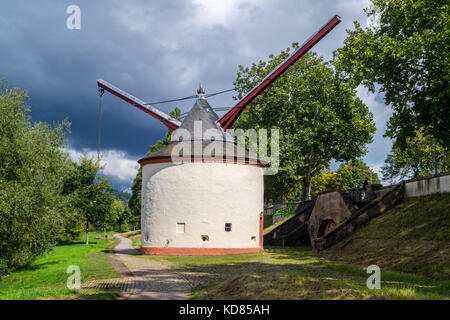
[[97, 15, 342, 255], [138, 97, 265, 255]]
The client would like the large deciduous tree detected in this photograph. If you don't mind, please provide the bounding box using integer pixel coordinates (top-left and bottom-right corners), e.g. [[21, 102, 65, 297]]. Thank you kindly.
[[63, 157, 114, 244], [333, 160, 381, 189], [234, 47, 376, 201], [333, 0, 449, 149], [0, 81, 74, 275]]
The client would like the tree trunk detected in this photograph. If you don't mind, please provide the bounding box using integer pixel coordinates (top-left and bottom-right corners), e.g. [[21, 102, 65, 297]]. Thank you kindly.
[[85, 221, 89, 245], [301, 176, 311, 201], [301, 146, 313, 201]]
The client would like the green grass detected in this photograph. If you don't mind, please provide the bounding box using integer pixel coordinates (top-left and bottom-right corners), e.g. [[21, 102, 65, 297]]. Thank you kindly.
[[146, 246, 449, 300], [322, 193, 450, 279], [348, 193, 449, 241], [0, 231, 122, 300]]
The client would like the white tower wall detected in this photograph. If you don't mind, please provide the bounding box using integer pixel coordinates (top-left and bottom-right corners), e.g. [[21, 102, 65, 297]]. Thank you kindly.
[[141, 162, 264, 252]]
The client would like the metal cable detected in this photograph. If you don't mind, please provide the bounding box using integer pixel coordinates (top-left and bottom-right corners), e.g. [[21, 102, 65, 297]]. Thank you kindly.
[[144, 83, 254, 107], [97, 88, 104, 160], [204, 88, 236, 98], [144, 94, 198, 105]]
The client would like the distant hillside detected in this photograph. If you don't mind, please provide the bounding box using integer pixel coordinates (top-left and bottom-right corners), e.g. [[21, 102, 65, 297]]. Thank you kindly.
[[321, 193, 450, 280], [109, 189, 131, 204]]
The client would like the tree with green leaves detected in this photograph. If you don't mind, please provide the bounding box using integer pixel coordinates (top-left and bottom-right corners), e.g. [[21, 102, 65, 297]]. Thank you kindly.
[[334, 160, 381, 188], [333, 0, 449, 149], [234, 47, 376, 201], [103, 199, 123, 230], [382, 129, 450, 183], [310, 170, 337, 199], [63, 156, 114, 244], [311, 161, 381, 198], [116, 205, 134, 232], [128, 107, 182, 221], [0, 81, 74, 275]]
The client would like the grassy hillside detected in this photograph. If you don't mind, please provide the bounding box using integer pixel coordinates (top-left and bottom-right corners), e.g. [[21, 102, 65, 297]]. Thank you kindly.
[[321, 193, 450, 280], [149, 247, 448, 300]]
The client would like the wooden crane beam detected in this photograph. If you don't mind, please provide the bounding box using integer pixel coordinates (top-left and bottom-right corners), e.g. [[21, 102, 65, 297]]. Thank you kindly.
[[218, 14, 341, 130], [97, 79, 181, 132]]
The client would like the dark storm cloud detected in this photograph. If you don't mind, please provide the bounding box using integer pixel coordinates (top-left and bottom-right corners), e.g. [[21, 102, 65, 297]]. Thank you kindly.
[[0, 0, 195, 157], [0, 0, 391, 188]]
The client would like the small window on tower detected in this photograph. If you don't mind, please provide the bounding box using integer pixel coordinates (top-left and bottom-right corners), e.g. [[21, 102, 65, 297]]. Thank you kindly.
[[176, 223, 185, 233], [225, 223, 232, 232]]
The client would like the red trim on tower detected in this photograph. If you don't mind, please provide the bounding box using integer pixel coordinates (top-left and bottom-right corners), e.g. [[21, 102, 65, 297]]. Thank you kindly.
[[260, 213, 264, 251], [141, 247, 261, 256], [138, 156, 266, 167]]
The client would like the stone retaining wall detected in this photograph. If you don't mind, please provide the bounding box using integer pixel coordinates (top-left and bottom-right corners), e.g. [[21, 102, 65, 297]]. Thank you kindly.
[[403, 172, 450, 197], [311, 182, 405, 252]]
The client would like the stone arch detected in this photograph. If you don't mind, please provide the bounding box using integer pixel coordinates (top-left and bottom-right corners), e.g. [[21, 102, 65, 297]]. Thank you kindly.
[[317, 219, 336, 238]]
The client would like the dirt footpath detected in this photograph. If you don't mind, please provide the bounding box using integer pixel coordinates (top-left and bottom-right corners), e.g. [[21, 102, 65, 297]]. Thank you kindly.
[[111, 234, 191, 300]]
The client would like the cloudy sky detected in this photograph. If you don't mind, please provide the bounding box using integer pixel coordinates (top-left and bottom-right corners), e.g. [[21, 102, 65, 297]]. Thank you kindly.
[[0, 0, 392, 191]]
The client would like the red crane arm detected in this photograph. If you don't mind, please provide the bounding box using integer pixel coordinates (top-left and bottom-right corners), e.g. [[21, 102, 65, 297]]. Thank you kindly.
[[218, 14, 341, 130], [97, 79, 181, 132]]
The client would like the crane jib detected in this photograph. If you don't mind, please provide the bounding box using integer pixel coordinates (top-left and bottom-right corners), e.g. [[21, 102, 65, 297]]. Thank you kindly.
[[218, 14, 341, 130], [97, 79, 181, 132], [96, 15, 341, 133]]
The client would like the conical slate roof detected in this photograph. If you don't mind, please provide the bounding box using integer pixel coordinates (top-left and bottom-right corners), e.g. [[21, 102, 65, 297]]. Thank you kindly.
[[138, 98, 265, 167], [177, 99, 225, 139]]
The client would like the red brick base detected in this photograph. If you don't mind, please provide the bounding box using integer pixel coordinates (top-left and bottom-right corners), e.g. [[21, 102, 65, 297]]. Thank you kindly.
[[141, 246, 262, 256]]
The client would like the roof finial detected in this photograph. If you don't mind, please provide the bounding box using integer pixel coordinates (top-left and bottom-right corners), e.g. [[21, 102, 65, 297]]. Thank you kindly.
[[197, 83, 205, 95]]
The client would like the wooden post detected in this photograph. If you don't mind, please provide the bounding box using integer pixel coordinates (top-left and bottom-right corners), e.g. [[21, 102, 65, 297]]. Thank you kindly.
[[85, 221, 89, 245]]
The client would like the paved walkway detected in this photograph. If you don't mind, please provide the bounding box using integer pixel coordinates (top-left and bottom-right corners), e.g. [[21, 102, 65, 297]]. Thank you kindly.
[[111, 234, 191, 300]]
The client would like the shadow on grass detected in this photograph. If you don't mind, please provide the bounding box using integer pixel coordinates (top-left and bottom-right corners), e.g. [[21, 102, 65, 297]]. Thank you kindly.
[[13, 260, 60, 272], [52, 288, 122, 301], [59, 240, 101, 245], [146, 246, 449, 300]]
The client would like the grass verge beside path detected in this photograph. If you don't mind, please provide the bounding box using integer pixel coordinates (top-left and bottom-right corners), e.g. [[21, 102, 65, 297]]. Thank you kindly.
[[0, 231, 121, 300], [145, 247, 449, 300]]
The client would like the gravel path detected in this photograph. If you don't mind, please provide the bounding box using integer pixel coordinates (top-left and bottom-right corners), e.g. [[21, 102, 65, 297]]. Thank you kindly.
[[112, 234, 191, 300]]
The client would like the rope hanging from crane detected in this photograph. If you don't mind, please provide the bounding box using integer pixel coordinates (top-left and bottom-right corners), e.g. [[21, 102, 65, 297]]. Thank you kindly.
[[97, 87, 104, 160]]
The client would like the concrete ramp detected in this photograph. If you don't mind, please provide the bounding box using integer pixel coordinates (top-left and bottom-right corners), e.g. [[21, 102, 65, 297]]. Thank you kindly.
[[263, 183, 405, 251], [311, 182, 405, 252], [263, 200, 315, 246]]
